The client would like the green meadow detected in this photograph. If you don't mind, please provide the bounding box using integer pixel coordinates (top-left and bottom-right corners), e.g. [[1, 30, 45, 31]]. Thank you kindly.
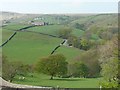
[[27, 25, 84, 37], [2, 24, 28, 31], [13, 73, 100, 88], [2, 29, 82, 64]]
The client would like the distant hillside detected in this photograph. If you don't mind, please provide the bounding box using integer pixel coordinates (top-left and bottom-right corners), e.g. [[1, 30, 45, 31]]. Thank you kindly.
[[1, 11, 118, 30], [69, 14, 118, 30], [0, 11, 41, 26], [0, 11, 26, 21]]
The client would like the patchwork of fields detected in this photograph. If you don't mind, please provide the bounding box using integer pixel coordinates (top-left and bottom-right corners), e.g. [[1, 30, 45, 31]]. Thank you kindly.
[[2, 24, 100, 88], [2, 13, 118, 88], [2, 29, 83, 64]]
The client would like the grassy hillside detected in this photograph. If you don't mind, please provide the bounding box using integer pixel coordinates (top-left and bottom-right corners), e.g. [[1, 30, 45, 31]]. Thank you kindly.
[[55, 46, 84, 62], [2, 24, 29, 31], [27, 25, 84, 37], [31, 14, 79, 25], [2, 29, 97, 88], [70, 14, 117, 29], [2, 30, 82, 64], [27, 25, 64, 36], [2, 13, 118, 88], [2, 31, 62, 64], [0, 11, 25, 21], [2, 29, 15, 42]]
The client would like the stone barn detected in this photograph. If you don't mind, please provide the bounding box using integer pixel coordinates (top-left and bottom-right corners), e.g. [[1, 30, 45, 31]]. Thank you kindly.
[[31, 22, 45, 26]]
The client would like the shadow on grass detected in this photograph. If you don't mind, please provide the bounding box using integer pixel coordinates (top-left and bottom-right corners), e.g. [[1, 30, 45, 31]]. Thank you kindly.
[[52, 78, 85, 81]]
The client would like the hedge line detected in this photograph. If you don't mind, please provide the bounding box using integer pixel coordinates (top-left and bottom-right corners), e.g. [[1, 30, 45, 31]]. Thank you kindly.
[[50, 40, 66, 55], [25, 30, 59, 38], [0, 32, 17, 47], [19, 25, 35, 31], [51, 45, 60, 55]]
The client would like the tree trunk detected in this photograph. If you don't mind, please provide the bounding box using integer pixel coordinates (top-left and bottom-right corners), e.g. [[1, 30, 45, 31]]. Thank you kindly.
[[50, 75, 53, 80], [9, 79, 12, 82]]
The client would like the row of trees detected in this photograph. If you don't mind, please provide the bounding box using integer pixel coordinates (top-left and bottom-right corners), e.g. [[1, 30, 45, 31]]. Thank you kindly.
[[57, 27, 108, 51], [98, 35, 118, 88], [58, 26, 118, 51], [67, 36, 91, 50], [56, 24, 119, 88], [58, 27, 72, 39], [2, 54, 92, 81], [74, 23, 85, 30], [2, 54, 93, 81], [35, 54, 91, 79], [71, 34, 119, 88], [58, 27, 92, 50], [35, 52, 102, 79], [83, 26, 118, 41], [68, 62, 89, 78], [72, 49, 101, 78]]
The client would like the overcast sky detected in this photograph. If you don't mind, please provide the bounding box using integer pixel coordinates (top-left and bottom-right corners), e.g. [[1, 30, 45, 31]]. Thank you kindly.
[[1, 0, 119, 14]]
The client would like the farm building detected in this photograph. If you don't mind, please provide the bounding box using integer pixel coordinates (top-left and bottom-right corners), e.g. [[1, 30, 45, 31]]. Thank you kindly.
[[31, 22, 48, 26], [31, 22, 45, 26]]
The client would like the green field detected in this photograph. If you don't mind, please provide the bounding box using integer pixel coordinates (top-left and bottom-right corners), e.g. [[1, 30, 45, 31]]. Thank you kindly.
[[27, 25, 84, 37], [2, 30, 61, 64], [2, 29, 15, 42], [2, 23, 29, 31], [2, 30, 82, 64], [13, 73, 100, 88], [27, 25, 64, 36]]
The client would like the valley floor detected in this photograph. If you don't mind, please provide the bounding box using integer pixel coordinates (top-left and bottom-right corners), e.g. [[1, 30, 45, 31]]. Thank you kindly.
[[13, 73, 100, 88]]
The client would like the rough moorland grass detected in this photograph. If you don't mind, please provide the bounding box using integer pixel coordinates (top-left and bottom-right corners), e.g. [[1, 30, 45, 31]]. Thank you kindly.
[[13, 73, 100, 88]]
